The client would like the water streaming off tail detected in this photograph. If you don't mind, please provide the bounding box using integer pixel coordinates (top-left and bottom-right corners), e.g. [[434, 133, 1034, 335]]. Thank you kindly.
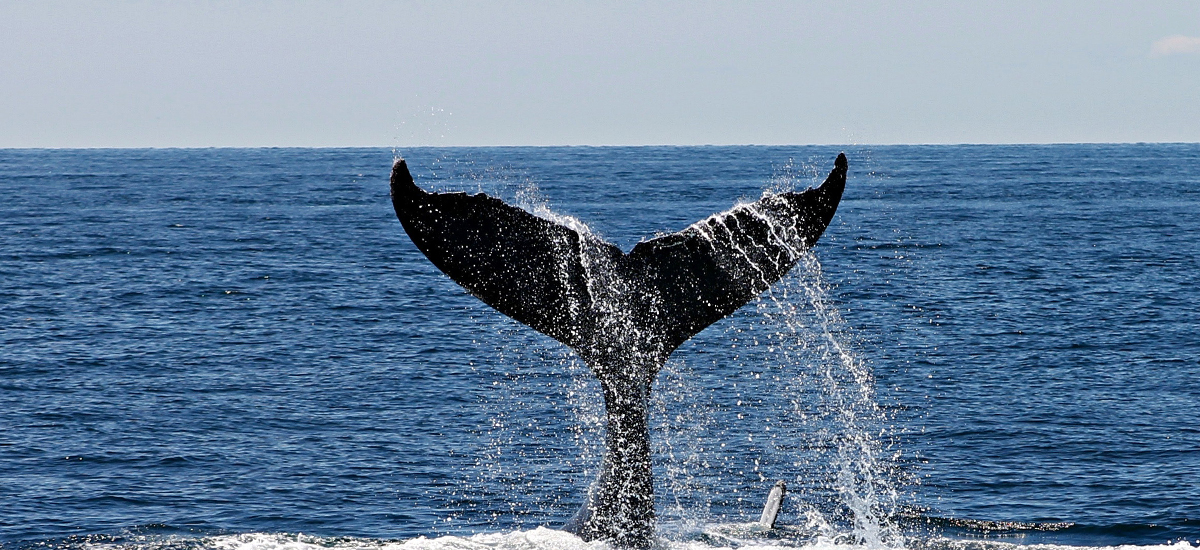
[[652, 207, 904, 547], [442, 166, 903, 546]]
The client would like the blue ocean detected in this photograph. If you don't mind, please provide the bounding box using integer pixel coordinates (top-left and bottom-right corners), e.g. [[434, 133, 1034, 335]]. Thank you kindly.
[[2, 145, 1198, 550]]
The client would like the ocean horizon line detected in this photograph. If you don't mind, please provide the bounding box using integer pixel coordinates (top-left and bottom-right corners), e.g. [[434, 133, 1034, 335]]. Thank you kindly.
[[2, 141, 1199, 151]]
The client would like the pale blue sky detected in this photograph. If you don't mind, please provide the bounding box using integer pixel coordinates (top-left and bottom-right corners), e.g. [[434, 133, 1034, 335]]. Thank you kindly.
[[2, 1, 1198, 147]]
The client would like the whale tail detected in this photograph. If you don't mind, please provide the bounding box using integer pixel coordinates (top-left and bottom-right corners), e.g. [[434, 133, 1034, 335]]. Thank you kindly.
[[390, 154, 847, 547], [390, 154, 846, 357]]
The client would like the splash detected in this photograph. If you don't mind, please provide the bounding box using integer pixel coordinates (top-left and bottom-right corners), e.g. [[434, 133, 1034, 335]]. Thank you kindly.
[[50, 530, 1200, 550], [742, 184, 903, 548], [638, 188, 903, 546], [652, 186, 904, 548], [775, 252, 903, 549]]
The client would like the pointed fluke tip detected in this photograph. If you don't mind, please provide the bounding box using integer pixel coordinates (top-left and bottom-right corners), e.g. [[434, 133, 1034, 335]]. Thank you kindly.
[[835, 152, 847, 170], [390, 157, 417, 197]]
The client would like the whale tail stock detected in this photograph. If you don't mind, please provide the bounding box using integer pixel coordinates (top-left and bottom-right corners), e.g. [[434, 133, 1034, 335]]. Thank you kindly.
[[390, 154, 847, 547]]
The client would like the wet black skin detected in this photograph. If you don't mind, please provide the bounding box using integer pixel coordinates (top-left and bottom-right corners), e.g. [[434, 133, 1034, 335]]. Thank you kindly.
[[390, 154, 847, 548]]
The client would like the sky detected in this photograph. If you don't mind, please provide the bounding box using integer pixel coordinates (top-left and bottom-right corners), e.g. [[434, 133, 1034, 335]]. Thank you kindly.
[[1, 1, 1198, 147]]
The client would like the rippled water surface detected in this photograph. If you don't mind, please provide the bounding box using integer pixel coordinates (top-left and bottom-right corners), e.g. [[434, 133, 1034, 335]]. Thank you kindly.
[[2, 145, 1198, 550]]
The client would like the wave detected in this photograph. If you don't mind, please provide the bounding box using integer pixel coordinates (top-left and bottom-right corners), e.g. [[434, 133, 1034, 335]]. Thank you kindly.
[[18, 528, 1198, 550]]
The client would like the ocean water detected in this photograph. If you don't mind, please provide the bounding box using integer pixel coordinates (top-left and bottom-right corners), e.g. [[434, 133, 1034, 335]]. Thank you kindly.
[[2, 145, 1198, 550]]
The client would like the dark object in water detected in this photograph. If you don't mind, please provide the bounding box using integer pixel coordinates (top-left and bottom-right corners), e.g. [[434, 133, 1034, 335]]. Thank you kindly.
[[390, 154, 847, 548], [759, 480, 787, 529]]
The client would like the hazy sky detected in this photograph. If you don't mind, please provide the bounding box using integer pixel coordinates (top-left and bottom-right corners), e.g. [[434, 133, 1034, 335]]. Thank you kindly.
[[2, 1, 1198, 147]]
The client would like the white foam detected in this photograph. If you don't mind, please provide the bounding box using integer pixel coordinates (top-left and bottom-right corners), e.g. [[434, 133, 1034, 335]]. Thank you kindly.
[[71, 530, 1200, 550], [203, 529, 602, 550], [914, 539, 1199, 550]]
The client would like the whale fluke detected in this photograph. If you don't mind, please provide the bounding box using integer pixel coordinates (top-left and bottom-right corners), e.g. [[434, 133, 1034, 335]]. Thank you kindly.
[[390, 154, 847, 548]]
